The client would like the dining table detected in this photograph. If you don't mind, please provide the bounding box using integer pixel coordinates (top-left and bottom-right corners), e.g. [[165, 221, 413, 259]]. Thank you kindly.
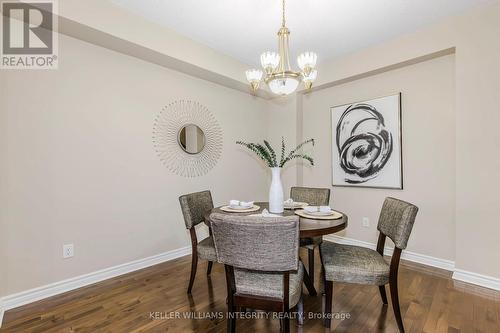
[[203, 202, 348, 296]]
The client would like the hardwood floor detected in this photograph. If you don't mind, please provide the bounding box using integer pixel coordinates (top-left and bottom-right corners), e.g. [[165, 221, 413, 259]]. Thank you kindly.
[[1, 250, 500, 332]]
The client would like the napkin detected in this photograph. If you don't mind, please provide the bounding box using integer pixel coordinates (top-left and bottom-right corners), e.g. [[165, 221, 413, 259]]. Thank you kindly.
[[304, 206, 319, 213], [320, 206, 332, 213], [250, 209, 280, 217], [229, 200, 254, 208], [284, 198, 294, 205], [229, 199, 240, 206]]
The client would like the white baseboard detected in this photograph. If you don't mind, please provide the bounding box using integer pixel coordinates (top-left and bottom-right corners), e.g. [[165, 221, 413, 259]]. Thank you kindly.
[[0, 299, 4, 329], [0, 245, 191, 327], [323, 234, 455, 271], [2, 237, 500, 328], [452, 269, 500, 291], [324, 235, 500, 291]]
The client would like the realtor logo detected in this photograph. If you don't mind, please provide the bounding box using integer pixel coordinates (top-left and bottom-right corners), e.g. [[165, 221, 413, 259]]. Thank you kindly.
[[1, 0, 58, 69]]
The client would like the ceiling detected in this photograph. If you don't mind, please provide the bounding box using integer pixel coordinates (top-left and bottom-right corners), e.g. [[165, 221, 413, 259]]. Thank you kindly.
[[112, 0, 497, 68]]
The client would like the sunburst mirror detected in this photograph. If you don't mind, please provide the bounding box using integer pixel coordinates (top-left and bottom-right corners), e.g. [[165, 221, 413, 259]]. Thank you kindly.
[[153, 100, 223, 177]]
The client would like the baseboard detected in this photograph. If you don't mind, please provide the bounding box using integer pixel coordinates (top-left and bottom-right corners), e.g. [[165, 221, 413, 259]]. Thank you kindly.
[[0, 299, 4, 329], [452, 269, 500, 291], [2, 237, 500, 329], [0, 245, 191, 327], [323, 235, 500, 291], [323, 235, 455, 271]]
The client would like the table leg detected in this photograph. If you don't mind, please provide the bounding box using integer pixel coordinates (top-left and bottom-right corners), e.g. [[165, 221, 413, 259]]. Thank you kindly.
[[302, 264, 317, 296]]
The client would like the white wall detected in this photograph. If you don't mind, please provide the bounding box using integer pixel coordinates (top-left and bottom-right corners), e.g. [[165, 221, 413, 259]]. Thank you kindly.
[[1, 34, 271, 295], [302, 55, 456, 260]]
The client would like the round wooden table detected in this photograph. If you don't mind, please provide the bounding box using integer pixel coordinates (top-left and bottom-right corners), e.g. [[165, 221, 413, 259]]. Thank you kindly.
[[204, 202, 348, 296], [204, 202, 348, 238]]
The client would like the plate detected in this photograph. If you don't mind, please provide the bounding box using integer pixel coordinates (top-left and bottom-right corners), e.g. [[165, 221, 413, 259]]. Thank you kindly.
[[284, 202, 309, 210], [220, 205, 261, 213], [295, 209, 343, 220], [303, 210, 335, 216], [229, 205, 253, 210]]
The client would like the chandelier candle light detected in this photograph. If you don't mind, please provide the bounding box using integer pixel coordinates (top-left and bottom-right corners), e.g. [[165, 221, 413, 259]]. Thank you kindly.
[[245, 0, 318, 96]]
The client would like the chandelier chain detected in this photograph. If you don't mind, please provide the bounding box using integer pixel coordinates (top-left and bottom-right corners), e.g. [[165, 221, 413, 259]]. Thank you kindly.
[[282, 0, 286, 27]]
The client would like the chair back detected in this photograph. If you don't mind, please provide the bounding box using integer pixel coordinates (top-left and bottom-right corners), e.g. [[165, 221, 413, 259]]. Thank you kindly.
[[179, 190, 214, 229], [210, 213, 300, 272], [290, 186, 330, 206], [377, 197, 418, 250]]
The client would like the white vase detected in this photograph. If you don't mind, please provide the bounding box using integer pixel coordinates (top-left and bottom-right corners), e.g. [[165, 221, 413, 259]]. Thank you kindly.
[[269, 167, 284, 213]]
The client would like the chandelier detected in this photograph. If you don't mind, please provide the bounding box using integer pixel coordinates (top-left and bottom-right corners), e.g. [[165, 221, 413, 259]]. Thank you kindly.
[[245, 0, 318, 96]]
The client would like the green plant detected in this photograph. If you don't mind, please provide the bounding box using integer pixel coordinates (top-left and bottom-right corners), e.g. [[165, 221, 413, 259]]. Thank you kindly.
[[236, 137, 314, 168]]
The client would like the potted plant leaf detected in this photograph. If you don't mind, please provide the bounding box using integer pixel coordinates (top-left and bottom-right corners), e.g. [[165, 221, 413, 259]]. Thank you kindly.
[[236, 137, 314, 213]]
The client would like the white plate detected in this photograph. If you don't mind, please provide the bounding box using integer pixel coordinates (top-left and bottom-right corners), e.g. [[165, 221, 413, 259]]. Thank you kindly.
[[295, 209, 343, 220], [303, 210, 335, 216], [229, 205, 253, 210], [220, 205, 260, 213]]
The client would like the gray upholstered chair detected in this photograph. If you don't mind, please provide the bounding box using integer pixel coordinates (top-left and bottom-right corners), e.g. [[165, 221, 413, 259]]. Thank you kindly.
[[320, 197, 418, 333], [210, 213, 304, 333], [290, 186, 330, 286], [179, 190, 217, 294]]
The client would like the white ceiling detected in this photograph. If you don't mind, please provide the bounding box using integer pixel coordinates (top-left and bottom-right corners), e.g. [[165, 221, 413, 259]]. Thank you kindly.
[[112, 0, 497, 68]]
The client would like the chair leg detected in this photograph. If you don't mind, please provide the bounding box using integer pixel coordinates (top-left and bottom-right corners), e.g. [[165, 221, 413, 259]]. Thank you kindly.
[[324, 280, 333, 328], [296, 294, 304, 326], [283, 314, 290, 333], [308, 248, 315, 286], [187, 252, 198, 294], [389, 278, 405, 333], [207, 261, 213, 275], [320, 265, 326, 295], [227, 305, 236, 333], [379, 285, 388, 304]]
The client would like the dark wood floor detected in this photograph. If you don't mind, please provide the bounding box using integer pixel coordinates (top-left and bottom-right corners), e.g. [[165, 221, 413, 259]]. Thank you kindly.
[[1, 249, 500, 333]]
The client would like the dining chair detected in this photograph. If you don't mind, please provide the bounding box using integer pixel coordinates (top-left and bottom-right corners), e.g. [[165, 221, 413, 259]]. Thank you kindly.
[[179, 190, 217, 294], [320, 197, 418, 332], [210, 213, 304, 333], [290, 186, 330, 286]]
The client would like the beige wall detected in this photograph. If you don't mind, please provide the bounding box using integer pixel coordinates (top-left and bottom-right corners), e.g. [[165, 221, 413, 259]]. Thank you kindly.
[[453, 6, 500, 277], [302, 55, 456, 260], [0, 70, 7, 298], [266, 96, 299, 195], [298, 2, 500, 279], [1, 34, 271, 295], [1, 0, 500, 301]]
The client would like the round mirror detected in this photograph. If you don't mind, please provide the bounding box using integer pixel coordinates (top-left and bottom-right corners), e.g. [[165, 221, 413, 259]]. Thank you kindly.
[[178, 124, 206, 154]]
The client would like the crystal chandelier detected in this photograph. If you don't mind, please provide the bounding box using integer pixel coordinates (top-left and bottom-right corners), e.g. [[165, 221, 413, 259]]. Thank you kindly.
[[245, 0, 318, 96]]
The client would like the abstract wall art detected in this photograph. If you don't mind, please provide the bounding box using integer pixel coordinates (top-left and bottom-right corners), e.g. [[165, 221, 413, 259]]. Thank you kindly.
[[331, 93, 403, 189]]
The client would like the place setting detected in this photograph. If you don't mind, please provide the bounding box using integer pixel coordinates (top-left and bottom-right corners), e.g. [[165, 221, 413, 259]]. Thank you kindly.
[[219, 200, 260, 213], [294, 205, 343, 220], [284, 198, 308, 210]]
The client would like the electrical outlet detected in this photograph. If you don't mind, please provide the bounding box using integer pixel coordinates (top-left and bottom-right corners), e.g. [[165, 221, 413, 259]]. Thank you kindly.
[[63, 244, 74, 259], [362, 217, 370, 228]]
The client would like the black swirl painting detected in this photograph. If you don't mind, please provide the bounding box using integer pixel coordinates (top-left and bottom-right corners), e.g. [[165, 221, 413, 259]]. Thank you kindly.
[[331, 94, 403, 189]]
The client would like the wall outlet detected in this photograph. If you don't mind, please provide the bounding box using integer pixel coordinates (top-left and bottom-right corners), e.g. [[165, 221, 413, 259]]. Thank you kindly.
[[63, 244, 74, 259], [362, 217, 370, 228]]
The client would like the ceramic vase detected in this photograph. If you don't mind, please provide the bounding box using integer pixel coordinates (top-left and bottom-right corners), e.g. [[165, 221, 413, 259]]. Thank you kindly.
[[269, 167, 284, 213]]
